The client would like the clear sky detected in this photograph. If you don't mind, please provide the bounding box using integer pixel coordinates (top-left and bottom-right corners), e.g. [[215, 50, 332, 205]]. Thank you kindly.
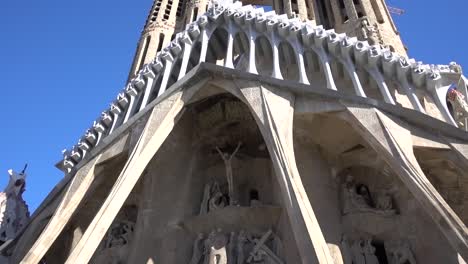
[[0, 0, 467, 213]]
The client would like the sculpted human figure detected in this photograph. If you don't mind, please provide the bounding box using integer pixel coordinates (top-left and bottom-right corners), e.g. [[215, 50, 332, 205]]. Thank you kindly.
[[375, 191, 394, 211], [340, 235, 353, 264], [205, 229, 228, 264], [216, 142, 242, 206], [227, 232, 236, 264], [200, 182, 212, 215], [363, 239, 379, 264], [237, 230, 247, 264], [389, 241, 416, 264], [350, 239, 366, 264], [342, 175, 372, 214], [208, 182, 227, 212], [189, 233, 205, 264]]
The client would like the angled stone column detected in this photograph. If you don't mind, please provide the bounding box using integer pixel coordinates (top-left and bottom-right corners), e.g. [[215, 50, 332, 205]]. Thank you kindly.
[[19, 135, 130, 264], [247, 26, 258, 74], [215, 79, 335, 264], [342, 106, 468, 261], [177, 38, 194, 80], [64, 88, 194, 264], [19, 157, 102, 264], [139, 64, 158, 111], [366, 67, 395, 104], [224, 20, 235, 69], [156, 53, 175, 97]]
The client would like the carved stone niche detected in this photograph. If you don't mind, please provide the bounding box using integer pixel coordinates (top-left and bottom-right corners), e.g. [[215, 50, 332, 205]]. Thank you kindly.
[[339, 168, 398, 217], [189, 228, 285, 264], [91, 204, 138, 264], [341, 235, 416, 264]]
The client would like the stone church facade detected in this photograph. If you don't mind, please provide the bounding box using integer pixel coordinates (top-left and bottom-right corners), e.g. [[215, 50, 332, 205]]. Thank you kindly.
[[2, 0, 468, 263]]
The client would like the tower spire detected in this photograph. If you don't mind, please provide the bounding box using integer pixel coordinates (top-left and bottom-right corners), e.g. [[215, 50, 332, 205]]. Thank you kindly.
[[127, 0, 189, 79]]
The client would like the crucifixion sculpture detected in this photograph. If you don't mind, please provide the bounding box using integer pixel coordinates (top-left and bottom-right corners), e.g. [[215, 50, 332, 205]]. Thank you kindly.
[[216, 142, 242, 206]]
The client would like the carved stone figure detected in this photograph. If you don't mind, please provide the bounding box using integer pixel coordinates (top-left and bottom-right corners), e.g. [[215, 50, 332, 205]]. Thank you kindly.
[[350, 240, 366, 264], [208, 182, 227, 212], [375, 191, 394, 211], [0, 165, 30, 243], [228, 232, 236, 264], [200, 182, 213, 215], [205, 229, 228, 264], [387, 240, 417, 264], [342, 175, 372, 214], [216, 142, 242, 206], [341, 174, 396, 215], [360, 19, 379, 45], [340, 235, 353, 264], [363, 239, 379, 264], [190, 233, 205, 264], [237, 230, 247, 264], [104, 220, 135, 248]]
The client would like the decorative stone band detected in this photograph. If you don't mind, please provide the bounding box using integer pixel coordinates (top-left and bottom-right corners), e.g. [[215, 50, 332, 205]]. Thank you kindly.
[[59, 0, 466, 172]]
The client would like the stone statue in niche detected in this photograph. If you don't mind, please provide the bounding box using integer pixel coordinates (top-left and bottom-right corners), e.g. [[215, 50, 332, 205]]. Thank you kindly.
[[341, 236, 380, 264], [359, 18, 381, 45], [208, 181, 227, 212], [190, 233, 205, 264], [200, 181, 228, 215], [188, 229, 284, 264], [216, 142, 242, 206], [386, 240, 417, 264], [104, 220, 135, 248], [205, 229, 228, 264], [341, 174, 396, 215]]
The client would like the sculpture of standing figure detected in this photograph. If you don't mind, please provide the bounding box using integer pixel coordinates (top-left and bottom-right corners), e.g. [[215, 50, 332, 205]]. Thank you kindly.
[[350, 240, 366, 264], [237, 230, 247, 264], [216, 142, 242, 206], [205, 229, 228, 264], [189, 233, 205, 264], [228, 232, 236, 264], [208, 182, 227, 212], [363, 239, 379, 264], [200, 182, 212, 215], [340, 235, 353, 264], [388, 240, 416, 264]]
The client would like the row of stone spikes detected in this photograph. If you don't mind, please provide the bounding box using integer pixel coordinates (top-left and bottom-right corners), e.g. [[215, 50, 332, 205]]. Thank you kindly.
[[60, 0, 462, 172], [60, 22, 203, 172], [208, 0, 461, 83]]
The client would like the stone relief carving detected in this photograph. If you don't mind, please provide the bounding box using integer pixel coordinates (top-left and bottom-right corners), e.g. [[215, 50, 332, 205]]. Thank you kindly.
[[103, 220, 135, 249], [342, 236, 379, 264], [341, 235, 416, 264], [341, 174, 396, 216], [189, 229, 283, 264], [200, 181, 228, 215], [385, 240, 417, 264]]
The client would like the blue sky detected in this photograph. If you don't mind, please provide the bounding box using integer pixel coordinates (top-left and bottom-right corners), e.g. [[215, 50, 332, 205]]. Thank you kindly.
[[0, 0, 467, 213]]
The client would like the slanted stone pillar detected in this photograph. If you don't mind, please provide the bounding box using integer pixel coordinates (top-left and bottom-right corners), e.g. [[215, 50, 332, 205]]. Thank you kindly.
[[63, 87, 198, 264]]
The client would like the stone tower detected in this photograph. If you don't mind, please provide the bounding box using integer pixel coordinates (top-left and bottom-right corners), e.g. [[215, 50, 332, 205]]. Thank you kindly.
[[128, 0, 406, 79], [6, 0, 468, 263]]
